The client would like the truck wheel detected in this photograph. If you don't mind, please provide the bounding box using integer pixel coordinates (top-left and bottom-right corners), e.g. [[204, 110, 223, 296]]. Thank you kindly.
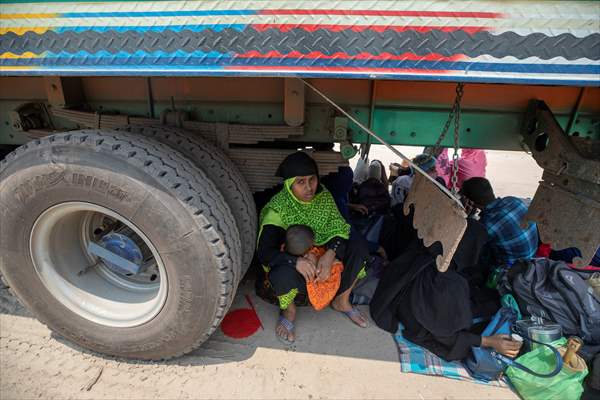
[[0, 130, 241, 360], [114, 125, 257, 277]]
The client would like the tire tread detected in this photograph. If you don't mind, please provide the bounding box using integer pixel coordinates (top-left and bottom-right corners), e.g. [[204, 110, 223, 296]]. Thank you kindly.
[[0, 129, 241, 359], [114, 125, 257, 277]]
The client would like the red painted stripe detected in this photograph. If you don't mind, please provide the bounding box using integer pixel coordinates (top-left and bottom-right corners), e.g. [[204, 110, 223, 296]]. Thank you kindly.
[[226, 66, 450, 74], [234, 50, 465, 62], [251, 24, 488, 34], [259, 9, 502, 18]]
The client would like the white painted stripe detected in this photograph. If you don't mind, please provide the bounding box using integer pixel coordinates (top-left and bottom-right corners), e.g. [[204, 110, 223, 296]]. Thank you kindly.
[[1, 0, 598, 16], [225, 69, 600, 83], [457, 55, 599, 65], [0, 16, 510, 28], [1, 67, 597, 84], [0, 15, 598, 35], [491, 28, 599, 37], [441, 70, 600, 80]]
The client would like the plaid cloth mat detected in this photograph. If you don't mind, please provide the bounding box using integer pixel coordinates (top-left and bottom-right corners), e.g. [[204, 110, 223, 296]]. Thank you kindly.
[[395, 325, 507, 387]]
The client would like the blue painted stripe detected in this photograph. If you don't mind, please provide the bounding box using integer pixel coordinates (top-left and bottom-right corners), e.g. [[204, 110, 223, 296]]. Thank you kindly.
[[42, 50, 234, 58], [2, 56, 598, 74], [1, 67, 598, 87], [54, 24, 247, 33], [60, 10, 258, 18]]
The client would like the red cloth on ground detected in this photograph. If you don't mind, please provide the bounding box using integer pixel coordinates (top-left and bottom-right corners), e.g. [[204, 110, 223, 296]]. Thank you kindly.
[[220, 308, 261, 339]]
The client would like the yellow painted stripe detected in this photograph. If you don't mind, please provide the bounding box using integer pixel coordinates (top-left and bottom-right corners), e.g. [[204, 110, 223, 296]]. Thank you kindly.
[[0, 52, 43, 59], [0, 66, 37, 70], [0, 27, 51, 35], [0, 13, 59, 19]]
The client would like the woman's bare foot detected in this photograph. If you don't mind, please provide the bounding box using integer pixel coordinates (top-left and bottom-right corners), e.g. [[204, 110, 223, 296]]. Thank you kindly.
[[331, 293, 368, 328], [276, 303, 297, 343]]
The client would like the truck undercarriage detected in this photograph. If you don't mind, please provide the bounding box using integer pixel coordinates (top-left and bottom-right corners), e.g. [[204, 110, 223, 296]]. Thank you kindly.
[[1, 0, 598, 360]]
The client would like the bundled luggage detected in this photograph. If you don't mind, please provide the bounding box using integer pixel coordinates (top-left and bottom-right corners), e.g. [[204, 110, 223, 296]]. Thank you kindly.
[[500, 258, 600, 347]]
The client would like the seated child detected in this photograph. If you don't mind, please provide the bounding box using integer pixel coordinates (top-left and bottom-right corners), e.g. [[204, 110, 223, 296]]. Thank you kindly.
[[284, 224, 315, 258], [284, 225, 344, 311]]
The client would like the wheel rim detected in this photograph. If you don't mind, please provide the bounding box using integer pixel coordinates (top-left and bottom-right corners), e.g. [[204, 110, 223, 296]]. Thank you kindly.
[[30, 202, 168, 327]]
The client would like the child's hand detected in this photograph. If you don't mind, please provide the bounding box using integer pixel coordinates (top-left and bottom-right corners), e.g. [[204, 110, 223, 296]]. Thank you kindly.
[[304, 252, 318, 266], [296, 258, 317, 282]]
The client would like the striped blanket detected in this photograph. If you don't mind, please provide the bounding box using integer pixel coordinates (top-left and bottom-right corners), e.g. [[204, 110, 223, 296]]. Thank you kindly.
[[394, 325, 506, 387]]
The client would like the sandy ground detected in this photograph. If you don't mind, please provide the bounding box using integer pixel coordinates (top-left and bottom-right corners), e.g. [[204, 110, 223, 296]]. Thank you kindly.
[[0, 282, 518, 400], [0, 148, 540, 400]]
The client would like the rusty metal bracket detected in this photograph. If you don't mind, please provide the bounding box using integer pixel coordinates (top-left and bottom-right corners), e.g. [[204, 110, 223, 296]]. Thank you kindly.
[[9, 102, 58, 139], [160, 109, 189, 127], [284, 78, 305, 127], [521, 100, 600, 267], [215, 122, 230, 152], [43, 77, 85, 108]]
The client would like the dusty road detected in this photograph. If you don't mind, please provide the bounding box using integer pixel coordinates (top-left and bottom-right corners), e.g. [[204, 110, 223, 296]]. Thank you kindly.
[[0, 282, 517, 400], [1, 148, 535, 399]]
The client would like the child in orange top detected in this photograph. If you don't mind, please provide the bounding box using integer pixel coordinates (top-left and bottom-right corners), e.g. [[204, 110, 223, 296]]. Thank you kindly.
[[284, 225, 344, 311]]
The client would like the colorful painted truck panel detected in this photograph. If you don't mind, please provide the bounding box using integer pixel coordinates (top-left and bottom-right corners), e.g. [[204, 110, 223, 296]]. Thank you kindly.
[[1, 1, 599, 85]]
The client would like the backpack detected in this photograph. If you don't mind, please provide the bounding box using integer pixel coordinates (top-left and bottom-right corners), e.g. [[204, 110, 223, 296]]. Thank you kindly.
[[501, 259, 600, 346]]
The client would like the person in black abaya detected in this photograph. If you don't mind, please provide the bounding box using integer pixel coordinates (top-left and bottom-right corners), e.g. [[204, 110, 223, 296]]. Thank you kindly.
[[370, 219, 521, 361]]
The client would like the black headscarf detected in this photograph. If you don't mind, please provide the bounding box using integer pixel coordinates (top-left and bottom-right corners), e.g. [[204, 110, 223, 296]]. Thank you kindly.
[[276, 151, 319, 179], [461, 177, 496, 207]]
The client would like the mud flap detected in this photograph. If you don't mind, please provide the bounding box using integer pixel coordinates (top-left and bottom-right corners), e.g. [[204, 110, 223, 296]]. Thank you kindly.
[[521, 100, 600, 267], [404, 173, 467, 272]]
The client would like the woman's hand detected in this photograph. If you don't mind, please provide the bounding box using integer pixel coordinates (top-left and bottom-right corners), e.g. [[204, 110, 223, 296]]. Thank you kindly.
[[316, 249, 336, 282], [482, 334, 523, 358], [296, 257, 317, 282], [376, 246, 388, 261], [349, 203, 369, 215]]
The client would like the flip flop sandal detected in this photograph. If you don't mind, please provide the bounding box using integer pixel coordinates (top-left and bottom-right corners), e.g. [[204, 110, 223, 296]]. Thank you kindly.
[[276, 315, 296, 345], [340, 307, 369, 328]]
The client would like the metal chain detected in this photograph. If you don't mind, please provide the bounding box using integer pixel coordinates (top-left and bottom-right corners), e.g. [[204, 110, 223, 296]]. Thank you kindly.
[[429, 83, 465, 158], [450, 83, 464, 194]]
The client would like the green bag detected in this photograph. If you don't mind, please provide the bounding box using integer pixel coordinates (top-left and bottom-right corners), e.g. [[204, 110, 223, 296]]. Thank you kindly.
[[506, 338, 588, 400]]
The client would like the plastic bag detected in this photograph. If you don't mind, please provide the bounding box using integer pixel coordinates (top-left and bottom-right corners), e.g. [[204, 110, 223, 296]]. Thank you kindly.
[[506, 338, 588, 400]]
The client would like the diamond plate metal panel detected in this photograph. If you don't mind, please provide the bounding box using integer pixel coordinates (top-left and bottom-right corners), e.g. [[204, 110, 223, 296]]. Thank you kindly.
[[0, 1, 598, 84]]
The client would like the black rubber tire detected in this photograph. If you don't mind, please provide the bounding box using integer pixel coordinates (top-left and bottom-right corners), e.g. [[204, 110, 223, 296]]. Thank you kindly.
[[0, 130, 241, 360], [113, 125, 257, 277]]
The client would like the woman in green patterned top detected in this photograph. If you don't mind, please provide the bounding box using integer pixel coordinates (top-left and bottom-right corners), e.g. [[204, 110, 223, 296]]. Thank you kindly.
[[257, 152, 370, 344]]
